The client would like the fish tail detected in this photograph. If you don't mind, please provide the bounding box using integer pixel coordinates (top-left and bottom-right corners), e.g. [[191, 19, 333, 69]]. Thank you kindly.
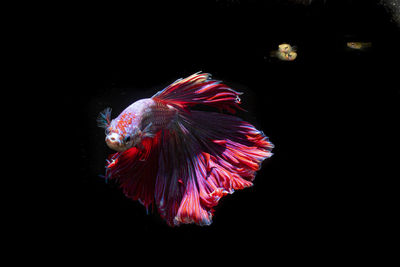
[[152, 73, 273, 225], [155, 110, 273, 226]]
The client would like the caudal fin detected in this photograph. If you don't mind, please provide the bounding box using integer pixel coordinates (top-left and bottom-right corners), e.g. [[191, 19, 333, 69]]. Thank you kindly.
[[154, 111, 273, 226]]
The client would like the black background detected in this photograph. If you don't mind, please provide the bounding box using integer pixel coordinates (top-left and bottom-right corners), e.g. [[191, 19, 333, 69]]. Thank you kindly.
[[48, 0, 398, 258]]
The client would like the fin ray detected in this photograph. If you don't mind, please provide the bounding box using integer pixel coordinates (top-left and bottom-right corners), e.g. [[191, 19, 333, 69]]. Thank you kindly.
[[152, 72, 243, 113], [154, 110, 273, 226]]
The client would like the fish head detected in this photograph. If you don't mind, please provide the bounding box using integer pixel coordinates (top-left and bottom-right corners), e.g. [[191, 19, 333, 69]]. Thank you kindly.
[[287, 51, 297, 61], [104, 130, 136, 152], [98, 108, 138, 152], [347, 42, 362, 49], [279, 43, 292, 53]]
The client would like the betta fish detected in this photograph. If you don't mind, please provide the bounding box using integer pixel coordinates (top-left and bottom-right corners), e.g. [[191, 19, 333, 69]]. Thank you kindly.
[[97, 72, 274, 226]]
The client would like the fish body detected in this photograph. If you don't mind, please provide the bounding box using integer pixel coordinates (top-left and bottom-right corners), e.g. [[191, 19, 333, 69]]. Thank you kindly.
[[346, 42, 372, 50], [270, 50, 297, 61], [274, 50, 297, 61], [103, 99, 177, 151], [97, 72, 274, 226]]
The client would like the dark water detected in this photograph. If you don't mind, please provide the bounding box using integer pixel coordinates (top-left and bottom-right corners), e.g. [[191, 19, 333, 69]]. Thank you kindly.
[[52, 0, 398, 258]]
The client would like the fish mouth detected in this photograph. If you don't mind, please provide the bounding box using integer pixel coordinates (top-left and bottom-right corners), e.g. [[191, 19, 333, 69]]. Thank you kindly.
[[105, 133, 126, 151]]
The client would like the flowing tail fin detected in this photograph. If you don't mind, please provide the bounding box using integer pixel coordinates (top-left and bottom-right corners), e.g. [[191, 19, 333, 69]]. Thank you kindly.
[[155, 111, 273, 226], [103, 72, 273, 226]]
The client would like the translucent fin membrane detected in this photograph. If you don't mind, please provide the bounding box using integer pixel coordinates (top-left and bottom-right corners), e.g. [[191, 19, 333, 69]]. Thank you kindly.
[[105, 134, 161, 210], [152, 72, 243, 113], [165, 111, 273, 226]]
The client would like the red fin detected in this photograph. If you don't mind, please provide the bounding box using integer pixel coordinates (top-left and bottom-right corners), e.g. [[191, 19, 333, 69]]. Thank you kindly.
[[155, 130, 215, 226], [104, 110, 273, 226], [152, 72, 243, 113], [154, 111, 273, 226], [105, 133, 161, 210]]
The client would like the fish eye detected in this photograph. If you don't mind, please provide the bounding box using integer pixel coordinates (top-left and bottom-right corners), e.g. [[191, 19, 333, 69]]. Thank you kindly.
[[124, 136, 131, 143]]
